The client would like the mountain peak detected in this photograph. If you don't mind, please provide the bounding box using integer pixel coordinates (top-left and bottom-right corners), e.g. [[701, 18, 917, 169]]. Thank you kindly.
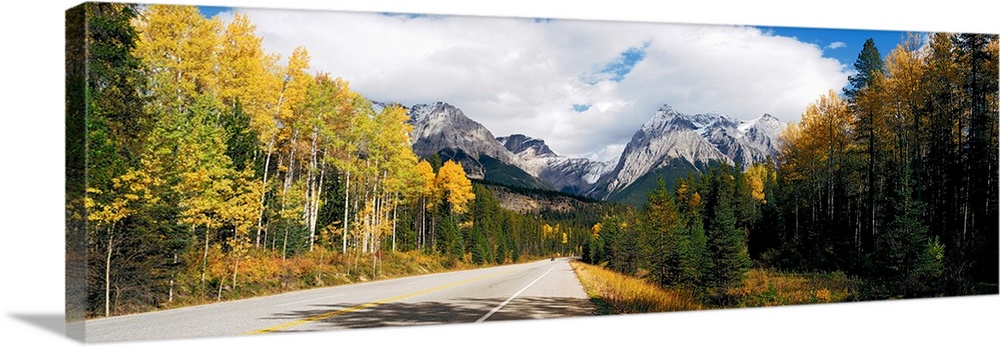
[[641, 104, 688, 132], [409, 101, 459, 122], [498, 134, 557, 157]]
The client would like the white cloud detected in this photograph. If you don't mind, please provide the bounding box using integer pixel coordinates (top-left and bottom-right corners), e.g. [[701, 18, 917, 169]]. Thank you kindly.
[[826, 41, 847, 49], [235, 8, 848, 161]]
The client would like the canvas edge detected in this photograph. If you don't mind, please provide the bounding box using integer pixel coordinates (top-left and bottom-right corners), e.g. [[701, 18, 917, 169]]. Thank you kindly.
[[65, 1, 89, 343], [54, 2, 1000, 345]]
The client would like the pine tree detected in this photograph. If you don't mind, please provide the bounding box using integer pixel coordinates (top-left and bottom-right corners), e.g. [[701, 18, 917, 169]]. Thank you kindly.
[[583, 223, 605, 264], [685, 207, 711, 288], [844, 38, 885, 102], [875, 166, 943, 298], [676, 180, 710, 288], [438, 213, 463, 261], [704, 168, 752, 294], [844, 38, 886, 256], [639, 178, 685, 287], [602, 215, 637, 274], [471, 229, 491, 265]]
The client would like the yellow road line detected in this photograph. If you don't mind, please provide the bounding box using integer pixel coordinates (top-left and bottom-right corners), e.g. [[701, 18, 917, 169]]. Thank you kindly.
[[245, 268, 516, 334]]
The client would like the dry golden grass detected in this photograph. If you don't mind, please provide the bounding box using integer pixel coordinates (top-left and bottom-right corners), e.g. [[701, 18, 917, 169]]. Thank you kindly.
[[570, 260, 703, 314], [728, 268, 858, 307]]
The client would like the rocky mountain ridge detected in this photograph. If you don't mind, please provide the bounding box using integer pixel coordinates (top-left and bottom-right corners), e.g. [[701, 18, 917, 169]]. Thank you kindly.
[[394, 101, 785, 202]]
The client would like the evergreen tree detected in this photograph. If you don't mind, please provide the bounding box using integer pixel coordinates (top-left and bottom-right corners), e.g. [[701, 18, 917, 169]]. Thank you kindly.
[[494, 230, 510, 264], [704, 168, 752, 294], [875, 166, 944, 298], [676, 179, 711, 288], [639, 178, 686, 287], [470, 229, 491, 265], [685, 208, 711, 288], [844, 38, 885, 102], [221, 101, 259, 173], [844, 38, 886, 257], [602, 215, 638, 275], [583, 223, 606, 265], [437, 212, 463, 261]]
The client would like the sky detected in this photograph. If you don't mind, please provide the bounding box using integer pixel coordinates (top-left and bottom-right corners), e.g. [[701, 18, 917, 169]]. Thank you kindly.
[[761, 26, 918, 68], [193, 7, 936, 161], [191, 6, 926, 163]]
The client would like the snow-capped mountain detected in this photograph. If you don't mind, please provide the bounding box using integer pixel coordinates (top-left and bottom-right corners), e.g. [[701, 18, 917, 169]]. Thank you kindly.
[[402, 102, 553, 190], [399, 101, 783, 203], [405, 102, 519, 180], [593, 104, 785, 201], [497, 134, 615, 195], [408, 102, 519, 166], [704, 112, 784, 172], [496, 134, 556, 158]]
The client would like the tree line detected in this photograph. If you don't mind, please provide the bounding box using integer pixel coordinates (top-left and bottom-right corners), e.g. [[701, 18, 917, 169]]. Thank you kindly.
[[582, 164, 770, 303], [766, 33, 998, 297]]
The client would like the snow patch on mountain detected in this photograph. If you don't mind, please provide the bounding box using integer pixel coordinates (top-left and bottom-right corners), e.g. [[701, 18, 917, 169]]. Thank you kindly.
[[400, 100, 783, 201], [595, 104, 786, 199], [498, 134, 615, 194]]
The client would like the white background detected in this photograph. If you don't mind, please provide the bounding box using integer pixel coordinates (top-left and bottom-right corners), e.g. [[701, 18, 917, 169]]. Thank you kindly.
[[1, 1, 997, 346]]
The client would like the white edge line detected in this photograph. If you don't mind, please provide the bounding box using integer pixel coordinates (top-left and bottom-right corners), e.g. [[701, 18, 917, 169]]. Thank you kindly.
[[476, 262, 561, 323]]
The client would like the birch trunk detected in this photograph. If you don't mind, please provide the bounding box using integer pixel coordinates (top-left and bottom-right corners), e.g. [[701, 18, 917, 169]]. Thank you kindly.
[[281, 130, 299, 261], [201, 225, 210, 284], [104, 225, 114, 317], [168, 253, 176, 303], [392, 194, 398, 253], [305, 127, 319, 251], [255, 139, 274, 248], [231, 256, 240, 292], [309, 163, 325, 251], [216, 278, 223, 302], [342, 169, 350, 253], [420, 196, 426, 250], [258, 80, 287, 248]]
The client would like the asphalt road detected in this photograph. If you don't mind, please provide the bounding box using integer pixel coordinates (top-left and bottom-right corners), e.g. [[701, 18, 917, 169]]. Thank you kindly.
[[81, 258, 594, 343]]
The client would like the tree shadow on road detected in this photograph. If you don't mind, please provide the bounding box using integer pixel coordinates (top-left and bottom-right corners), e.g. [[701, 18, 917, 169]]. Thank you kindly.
[[264, 296, 596, 332]]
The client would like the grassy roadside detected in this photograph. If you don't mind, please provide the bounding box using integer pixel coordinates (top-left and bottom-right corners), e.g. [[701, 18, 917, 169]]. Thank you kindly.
[[727, 268, 858, 307], [569, 260, 858, 315], [569, 260, 702, 314]]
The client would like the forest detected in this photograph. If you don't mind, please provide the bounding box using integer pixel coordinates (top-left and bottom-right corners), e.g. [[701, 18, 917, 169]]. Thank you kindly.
[[68, 4, 595, 317], [67, 3, 997, 318], [582, 34, 999, 305]]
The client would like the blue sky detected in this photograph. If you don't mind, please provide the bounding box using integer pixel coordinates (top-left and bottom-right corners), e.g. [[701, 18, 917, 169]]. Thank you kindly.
[[590, 41, 650, 83], [198, 6, 230, 18], [760, 26, 917, 70]]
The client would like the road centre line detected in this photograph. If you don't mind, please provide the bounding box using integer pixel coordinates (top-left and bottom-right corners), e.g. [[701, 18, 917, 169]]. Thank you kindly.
[[475, 262, 560, 323], [246, 267, 517, 334]]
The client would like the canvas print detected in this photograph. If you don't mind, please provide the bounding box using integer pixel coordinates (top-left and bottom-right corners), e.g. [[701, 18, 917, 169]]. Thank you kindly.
[[65, 2, 999, 343]]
